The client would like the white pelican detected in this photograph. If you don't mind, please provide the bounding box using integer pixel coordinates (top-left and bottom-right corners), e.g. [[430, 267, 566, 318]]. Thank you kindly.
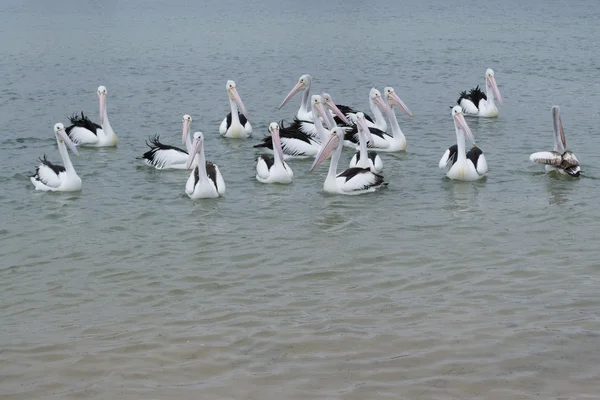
[[457, 69, 503, 117], [310, 127, 387, 195], [439, 106, 488, 181], [256, 123, 294, 184], [30, 123, 82, 192], [278, 74, 314, 121], [219, 80, 251, 138], [348, 113, 383, 173], [66, 86, 118, 147], [323, 88, 387, 131], [141, 114, 194, 169], [324, 90, 392, 149], [185, 132, 225, 199], [254, 95, 332, 159], [284, 95, 349, 140], [530, 106, 581, 177], [356, 86, 413, 152]]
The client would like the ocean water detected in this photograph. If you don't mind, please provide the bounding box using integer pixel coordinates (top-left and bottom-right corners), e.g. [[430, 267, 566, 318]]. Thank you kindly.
[[1, 0, 600, 398]]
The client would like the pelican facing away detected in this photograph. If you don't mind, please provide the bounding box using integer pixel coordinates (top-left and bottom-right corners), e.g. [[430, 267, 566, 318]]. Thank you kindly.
[[185, 132, 225, 199], [457, 69, 503, 117], [310, 127, 387, 195], [256, 123, 293, 184], [219, 80, 251, 138], [141, 114, 194, 169], [31, 123, 82, 191], [439, 106, 488, 181], [66, 86, 118, 147], [530, 106, 581, 177], [348, 112, 383, 173]]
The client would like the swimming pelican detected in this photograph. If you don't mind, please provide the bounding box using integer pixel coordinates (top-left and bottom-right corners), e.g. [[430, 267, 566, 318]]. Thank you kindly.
[[185, 132, 225, 199], [354, 86, 413, 152], [323, 89, 386, 131], [328, 90, 392, 149], [219, 80, 251, 138], [457, 69, 503, 117], [256, 123, 294, 184], [30, 123, 82, 192], [348, 113, 383, 173], [254, 95, 332, 159], [310, 127, 387, 195], [284, 94, 349, 140], [141, 114, 194, 169], [278, 74, 314, 121], [66, 86, 118, 147], [529, 106, 581, 177], [439, 106, 488, 181]]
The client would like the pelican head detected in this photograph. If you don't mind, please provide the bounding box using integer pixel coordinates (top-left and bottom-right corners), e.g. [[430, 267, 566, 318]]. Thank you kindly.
[[383, 87, 413, 117], [186, 131, 204, 170], [552, 105, 566, 152], [268, 122, 285, 162], [452, 106, 475, 143], [310, 127, 344, 172], [320, 92, 350, 125], [182, 114, 192, 145], [97, 85, 107, 124], [278, 74, 312, 109], [354, 112, 374, 147], [54, 123, 80, 156], [369, 88, 390, 113], [226, 80, 249, 119], [485, 68, 503, 106]]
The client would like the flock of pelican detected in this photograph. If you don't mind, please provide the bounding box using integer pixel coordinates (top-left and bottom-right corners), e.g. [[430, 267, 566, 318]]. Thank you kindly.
[[30, 70, 582, 197]]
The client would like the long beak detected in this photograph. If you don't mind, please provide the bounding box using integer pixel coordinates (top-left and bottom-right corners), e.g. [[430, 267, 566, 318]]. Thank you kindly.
[[553, 106, 566, 150], [389, 92, 413, 117], [325, 100, 350, 125], [278, 81, 303, 110], [182, 119, 191, 145], [310, 131, 339, 171], [374, 95, 391, 114], [58, 130, 80, 156], [314, 102, 333, 130], [356, 117, 374, 147], [99, 92, 106, 125], [454, 112, 475, 143], [230, 87, 249, 119], [271, 125, 285, 162], [487, 75, 503, 106], [185, 138, 201, 170]]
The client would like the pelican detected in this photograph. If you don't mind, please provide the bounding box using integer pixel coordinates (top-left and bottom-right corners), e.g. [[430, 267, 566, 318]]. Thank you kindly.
[[327, 90, 392, 149], [323, 88, 386, 131], [256, 123, 294, 184], [278, 74, 314, 121], [530, 106, 581, 177], [348, 113, 383, 173], [284, 96, 349, 140], [310, 127, 387, 195], [357, 86, 413, 152], [457, 68, 503, 117], [66, 86, 118, 147], [30, 123, 82, 192], [439, 106, 488, 181], [141, 114, 194, 169], [254, 95, 332, 159], [185, 132, 225, 199], [219, 80, 251, 138]]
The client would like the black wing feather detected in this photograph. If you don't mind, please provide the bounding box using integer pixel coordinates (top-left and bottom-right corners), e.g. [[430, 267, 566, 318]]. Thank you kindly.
[[66, 111, 102, 136], [466, 146, 483, 168], [141, 135, 187, 161]]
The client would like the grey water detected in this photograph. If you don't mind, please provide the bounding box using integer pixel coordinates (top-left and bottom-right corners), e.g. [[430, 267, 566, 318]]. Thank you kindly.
[[1, 0, 600, 398]]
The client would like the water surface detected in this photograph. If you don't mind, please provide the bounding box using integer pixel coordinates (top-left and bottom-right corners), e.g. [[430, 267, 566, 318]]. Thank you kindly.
[[2, 0, 600, 398]]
